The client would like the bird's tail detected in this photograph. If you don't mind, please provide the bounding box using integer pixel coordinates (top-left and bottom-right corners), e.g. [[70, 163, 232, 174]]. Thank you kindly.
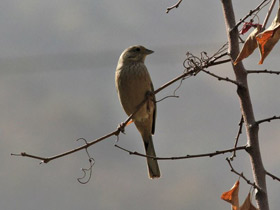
[[142, 134, 161, 179]]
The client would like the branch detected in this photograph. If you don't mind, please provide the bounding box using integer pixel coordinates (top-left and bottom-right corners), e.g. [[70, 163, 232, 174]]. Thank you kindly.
[[262, 0, 277, 30], [115, 144, 247, 160], [266, 171, 280, 182], [256, 115, 280, 125], [166, 0, 183, 13], [230, 115, 244, 160], [247, 69, 280, 75], [226, 158, 261, 191], [11, 51, 232, 164], [201, 69, 241, 86], [233, 0, 270, 31], [11, 128, 124, 163], [221, 0, 269, 208]]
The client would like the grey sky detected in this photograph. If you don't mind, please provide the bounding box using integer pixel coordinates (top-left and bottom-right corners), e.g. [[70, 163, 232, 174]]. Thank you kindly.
[[1, 1, 280, 210]]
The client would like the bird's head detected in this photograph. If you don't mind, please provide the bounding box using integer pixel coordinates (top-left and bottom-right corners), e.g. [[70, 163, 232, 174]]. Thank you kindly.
[[120, 45, 154, 63]]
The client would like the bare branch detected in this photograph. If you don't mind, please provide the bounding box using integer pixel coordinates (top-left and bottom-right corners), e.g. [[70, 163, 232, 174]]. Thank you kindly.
[[10, 49, 232, 165], [266, 171, 280, 182], [233, 0, 271, 31], [201, 69, 240, 86], [11, 128, 123, 163], [256, 115, 280, 125], [262, 0, 277, 30], [221, 0, 270, 208], [10, 66, 198, 163], [115, 144, 247, 160], [166, 0, 183, 13], [226, 158, 261, 191], [230, 115, 244, 160], [247, 69, 280, 75]]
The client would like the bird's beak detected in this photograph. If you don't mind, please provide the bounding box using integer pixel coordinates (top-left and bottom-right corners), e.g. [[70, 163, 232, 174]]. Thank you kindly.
[[145, 48, 154, 55]]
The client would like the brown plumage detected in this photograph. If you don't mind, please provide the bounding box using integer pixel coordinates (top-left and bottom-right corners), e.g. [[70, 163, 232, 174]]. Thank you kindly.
[[115, 45, 160, 178]]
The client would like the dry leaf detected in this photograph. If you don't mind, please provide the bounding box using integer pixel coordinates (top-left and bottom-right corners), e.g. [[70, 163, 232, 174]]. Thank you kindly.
[[256, 6, 280, 64], [221, 180, 240, 210], [240, 192, 258, 210], [240, 22, 261, 35], [234, 25, 261, 65]]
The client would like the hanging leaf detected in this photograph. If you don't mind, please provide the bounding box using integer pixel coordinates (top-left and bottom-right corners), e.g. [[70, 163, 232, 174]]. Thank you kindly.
[[234, 25, 262, 65], [221, 180, 240, 210], [240, 192, 258, 210], [256, 6, 280, 64]]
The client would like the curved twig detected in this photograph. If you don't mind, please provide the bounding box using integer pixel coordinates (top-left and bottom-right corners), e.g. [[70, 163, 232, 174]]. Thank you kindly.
[[76, 138, 95, 184]]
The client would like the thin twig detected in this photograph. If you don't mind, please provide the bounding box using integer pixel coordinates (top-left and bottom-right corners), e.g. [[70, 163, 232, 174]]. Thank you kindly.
[[115, 144, 247, 160], [201, 69, 240, 86], [256, 115, 280, 125], [233, 0, 270, 31], [247, 69, 280, 75], [262, 0, 277, 30], [166, 0, 183, 13], [230, 115, 244, 160], [226, 158, 261, 191], [266, 170, 280, 182], [76, 138, 95, 184], [11, 129, 123, 163], [156, 95, 179, 103]]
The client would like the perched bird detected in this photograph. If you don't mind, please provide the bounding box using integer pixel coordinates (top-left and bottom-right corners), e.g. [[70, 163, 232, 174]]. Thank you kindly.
[[115, 45, 160, 178]]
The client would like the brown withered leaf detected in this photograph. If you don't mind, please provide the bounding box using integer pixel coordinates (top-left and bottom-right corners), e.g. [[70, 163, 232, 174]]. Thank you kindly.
[[221, 180, 240, 210], [234, 25, 261, 65], [256, 6, 280, 64], [240, 192, 258, 210]]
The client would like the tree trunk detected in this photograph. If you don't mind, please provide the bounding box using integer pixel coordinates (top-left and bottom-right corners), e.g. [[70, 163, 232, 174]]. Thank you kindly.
[[220, 0, 269, 209]]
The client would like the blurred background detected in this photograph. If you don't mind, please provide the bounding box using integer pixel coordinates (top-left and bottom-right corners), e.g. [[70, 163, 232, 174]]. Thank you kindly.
[[1, 0, 279, 209]]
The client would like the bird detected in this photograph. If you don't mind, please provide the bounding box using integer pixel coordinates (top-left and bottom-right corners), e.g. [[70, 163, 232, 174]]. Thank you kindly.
[[115, 45, 160, 178]]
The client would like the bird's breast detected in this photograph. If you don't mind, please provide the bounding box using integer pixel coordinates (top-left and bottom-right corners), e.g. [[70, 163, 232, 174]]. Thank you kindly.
[[115, 62, 153, 119]]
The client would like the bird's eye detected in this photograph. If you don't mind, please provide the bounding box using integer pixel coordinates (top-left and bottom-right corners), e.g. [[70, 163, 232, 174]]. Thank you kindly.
[[135, 47, 141, 52]]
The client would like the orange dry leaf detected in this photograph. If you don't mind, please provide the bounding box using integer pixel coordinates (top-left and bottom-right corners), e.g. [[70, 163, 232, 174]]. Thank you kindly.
[[256, 6, 280, 64], [240, 192, 258, 210], [234, 25, 261, 65], [221, 180, 240, 210]]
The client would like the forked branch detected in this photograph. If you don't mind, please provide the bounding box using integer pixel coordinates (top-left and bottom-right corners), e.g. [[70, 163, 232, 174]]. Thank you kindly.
[[12, 50, 231, 163]]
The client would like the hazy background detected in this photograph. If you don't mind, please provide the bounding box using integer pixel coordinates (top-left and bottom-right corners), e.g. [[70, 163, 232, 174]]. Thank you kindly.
[[1, 0, 280, 209]]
